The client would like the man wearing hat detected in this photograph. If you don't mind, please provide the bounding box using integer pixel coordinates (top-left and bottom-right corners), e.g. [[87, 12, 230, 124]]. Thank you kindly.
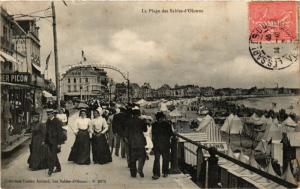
[[151, 111, 174, 180], [44, 109, 64, 176], [125, 106, 147, 178]]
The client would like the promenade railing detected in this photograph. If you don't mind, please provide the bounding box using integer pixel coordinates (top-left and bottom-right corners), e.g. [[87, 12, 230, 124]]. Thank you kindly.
[[169, 133, 298, 188]]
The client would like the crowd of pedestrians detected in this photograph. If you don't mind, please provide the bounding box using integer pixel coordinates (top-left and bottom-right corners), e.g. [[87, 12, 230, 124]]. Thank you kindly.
[[27, 100, 175, 179]]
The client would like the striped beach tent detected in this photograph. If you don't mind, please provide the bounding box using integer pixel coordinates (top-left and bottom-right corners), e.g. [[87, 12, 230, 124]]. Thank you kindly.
[[195, 114, 222, 142]]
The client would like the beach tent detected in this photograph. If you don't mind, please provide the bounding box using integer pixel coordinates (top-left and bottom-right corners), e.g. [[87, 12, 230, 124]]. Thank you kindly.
[[266, 161, 278, 177], [195, 115, 222, 142], [260, 115, 268, 124], [281, 117, 297, 133], [169, 109, 182, 117], [255, 140, 270, 154], [282, 117, 298, 127], [273, 118, 279, 127], [136, 99, 148, 107], [227, 146, 234, 157], [238, 151, 249, 164], [249, 151, 260, 169], [249, 113, 260, 123], [159, 102, 169, 112], [262, 122, 282, 142], [220, 114, 234, 133], [230, 115, 244, 134], [281, 165, 297, 185]]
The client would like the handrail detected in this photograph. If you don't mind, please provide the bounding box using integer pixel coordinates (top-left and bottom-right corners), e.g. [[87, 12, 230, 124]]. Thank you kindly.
[[174, 132, 298, 188]]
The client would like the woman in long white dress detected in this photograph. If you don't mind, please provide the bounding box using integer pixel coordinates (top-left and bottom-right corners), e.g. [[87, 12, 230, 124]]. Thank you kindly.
[[68, 109, 91, 165]]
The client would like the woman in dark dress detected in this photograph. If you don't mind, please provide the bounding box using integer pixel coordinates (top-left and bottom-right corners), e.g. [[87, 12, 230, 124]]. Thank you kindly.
[[28, 112, 49, 170], [90, 109, 112, 164], [68, 109, 91, 165]]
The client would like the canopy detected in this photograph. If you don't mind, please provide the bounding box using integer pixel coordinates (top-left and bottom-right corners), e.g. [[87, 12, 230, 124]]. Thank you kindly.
[[169, 109, 182, 117], [42, 90, 53, 98], [195, 115, 222, 142]]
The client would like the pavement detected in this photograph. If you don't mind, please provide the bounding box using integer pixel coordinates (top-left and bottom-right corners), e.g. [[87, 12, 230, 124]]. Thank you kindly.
[[1, 111, 199, 189]]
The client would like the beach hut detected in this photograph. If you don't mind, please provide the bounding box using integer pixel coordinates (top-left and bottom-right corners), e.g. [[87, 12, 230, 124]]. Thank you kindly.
[[195, 115, 222, 142], [287, 131, 300, 160]]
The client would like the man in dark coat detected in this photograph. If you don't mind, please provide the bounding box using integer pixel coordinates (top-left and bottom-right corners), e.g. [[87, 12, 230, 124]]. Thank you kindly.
[[125, 107, 147, 178], [44, 109, 64, 176], [152, 112, 173, 180], [112, 107, 126, 158]]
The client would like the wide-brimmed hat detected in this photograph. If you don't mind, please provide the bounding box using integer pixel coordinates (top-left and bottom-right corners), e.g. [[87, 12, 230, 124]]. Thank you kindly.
[[46, 109, 54, 114], [79, 108, 87, 115]]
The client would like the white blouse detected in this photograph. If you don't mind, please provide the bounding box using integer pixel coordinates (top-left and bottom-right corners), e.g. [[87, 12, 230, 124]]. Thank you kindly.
[[74, 118, 91, 134], [89, 117, 108, 134]]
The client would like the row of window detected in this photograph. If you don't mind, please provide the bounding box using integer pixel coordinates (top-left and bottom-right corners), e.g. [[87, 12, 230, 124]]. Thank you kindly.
[[67, 78, 89, 83], [67, 85, 90, 92]]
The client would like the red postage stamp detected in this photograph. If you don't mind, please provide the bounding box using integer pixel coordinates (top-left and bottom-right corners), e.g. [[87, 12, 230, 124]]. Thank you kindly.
[[249, 1, 297, 42], [248, 1, 298, 70]]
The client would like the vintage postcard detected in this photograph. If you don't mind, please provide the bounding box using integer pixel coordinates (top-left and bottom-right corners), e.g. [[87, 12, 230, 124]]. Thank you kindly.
[[1, 1, 299, 189]]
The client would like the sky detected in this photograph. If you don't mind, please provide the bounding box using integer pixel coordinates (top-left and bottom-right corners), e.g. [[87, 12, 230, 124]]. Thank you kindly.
[[2, 1, 299, 89]]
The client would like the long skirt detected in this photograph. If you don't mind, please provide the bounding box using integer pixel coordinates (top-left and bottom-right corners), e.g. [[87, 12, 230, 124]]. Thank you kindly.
[[68, 130, 91, 165], [91, 133, 112, 164], [27, 132, 49, 170]]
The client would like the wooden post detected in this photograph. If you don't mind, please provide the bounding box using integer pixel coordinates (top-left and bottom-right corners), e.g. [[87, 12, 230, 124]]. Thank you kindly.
[[170, 135, 181, 174], [51, 1, 60, 109], [196, 147, 204, 182], [208, 147, 219, 188]]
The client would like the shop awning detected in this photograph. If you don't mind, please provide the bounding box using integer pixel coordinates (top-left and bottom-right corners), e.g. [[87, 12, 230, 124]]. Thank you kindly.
[[0, 51, 19, 64], [42, 90, 53, 98], [32, 63, 43, 73]]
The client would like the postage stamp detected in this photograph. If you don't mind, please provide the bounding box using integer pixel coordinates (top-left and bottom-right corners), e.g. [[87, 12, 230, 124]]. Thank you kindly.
[[248, 1, 299, 70]]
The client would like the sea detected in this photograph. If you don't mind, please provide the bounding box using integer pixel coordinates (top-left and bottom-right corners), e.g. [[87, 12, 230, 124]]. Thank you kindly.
[[234, 95, 300, 115]]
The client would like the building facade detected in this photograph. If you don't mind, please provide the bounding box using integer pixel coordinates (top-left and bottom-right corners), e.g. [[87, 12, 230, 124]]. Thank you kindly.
[[61, 65, 109, 101]]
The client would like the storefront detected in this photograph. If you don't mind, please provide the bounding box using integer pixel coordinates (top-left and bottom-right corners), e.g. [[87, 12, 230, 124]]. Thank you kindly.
[[1, 72, 43, 148]]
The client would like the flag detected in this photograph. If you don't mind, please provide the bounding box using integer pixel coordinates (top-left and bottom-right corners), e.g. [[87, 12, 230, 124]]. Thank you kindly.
[[45, 51, 51, 71], [81, 50, 87, 62], [62, 0, 68, 6]]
